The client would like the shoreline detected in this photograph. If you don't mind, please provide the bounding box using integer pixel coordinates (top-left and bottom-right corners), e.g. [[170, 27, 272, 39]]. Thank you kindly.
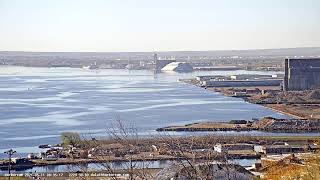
[[160, 80, 320, 133], [261, 104, 304, 119], [181, 79, 313, 120], [156, 118, 320, 133]]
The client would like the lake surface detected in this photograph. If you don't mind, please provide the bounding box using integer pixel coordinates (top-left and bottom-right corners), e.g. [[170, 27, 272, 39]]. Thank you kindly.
[[0, 66, 310, 158]]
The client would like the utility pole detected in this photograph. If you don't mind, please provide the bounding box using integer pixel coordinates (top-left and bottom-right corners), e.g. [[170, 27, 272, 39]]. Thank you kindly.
[[4, 149, 16, 180]]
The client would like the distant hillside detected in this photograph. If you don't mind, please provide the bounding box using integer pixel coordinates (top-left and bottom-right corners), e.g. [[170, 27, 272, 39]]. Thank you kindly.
[[169, 47, 320, 57], [0, 47, 320, 59], [0, 47, 319, 68]]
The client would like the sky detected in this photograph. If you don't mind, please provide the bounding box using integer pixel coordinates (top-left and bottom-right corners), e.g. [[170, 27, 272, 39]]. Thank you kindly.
[[0, 0, 319, 52]]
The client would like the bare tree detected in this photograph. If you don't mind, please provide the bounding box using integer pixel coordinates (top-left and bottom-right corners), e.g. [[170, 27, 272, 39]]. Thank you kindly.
[[70, 116, 255, 180]]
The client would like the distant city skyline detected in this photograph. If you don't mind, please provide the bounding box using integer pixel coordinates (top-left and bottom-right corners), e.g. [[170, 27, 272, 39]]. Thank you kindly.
[[0, 0, 319, 52]]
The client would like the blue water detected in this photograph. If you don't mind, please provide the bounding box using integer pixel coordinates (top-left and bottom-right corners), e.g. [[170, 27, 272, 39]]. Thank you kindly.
[[0, 66, 310, 158]]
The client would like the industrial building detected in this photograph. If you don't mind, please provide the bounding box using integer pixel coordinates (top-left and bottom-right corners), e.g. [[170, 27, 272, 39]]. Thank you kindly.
[[195, 74, 283, 88], [214, 143, 254, 153], [193, 66, 240, 71], [161, 62, 193, 72], [196, 75, 230, 81], [153, 53, 176, 72], [230, 74, 282, 80], [201, 79, 282, 87], [284, 58, 320, 91], [260, 144, 318, 155], [156, 60, 176, 71]]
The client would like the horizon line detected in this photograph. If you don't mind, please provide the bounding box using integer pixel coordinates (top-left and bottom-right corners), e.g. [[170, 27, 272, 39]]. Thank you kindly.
[[0, 46, 319, 54]]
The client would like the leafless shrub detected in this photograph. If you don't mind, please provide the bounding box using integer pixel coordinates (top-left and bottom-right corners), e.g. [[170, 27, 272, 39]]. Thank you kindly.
[[70, 116, 257, 179]]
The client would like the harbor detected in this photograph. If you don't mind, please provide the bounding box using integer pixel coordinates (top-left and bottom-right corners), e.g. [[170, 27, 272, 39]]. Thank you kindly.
[[0, 66, 319, 179], [1, 0, 320, 177], [0, 67, 293, 153]]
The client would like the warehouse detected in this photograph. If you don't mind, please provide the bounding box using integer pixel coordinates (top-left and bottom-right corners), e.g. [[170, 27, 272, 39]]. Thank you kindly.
[[284, 58, 320, 91]]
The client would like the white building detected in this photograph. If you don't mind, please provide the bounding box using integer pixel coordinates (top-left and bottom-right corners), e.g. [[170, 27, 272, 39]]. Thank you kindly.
[[214, 143, 254, 153], [161, 62, 193, 72]]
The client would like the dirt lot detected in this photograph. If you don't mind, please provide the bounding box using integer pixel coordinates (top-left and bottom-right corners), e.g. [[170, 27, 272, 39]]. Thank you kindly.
[[265, 104, 320, 119], [209, 87, 320, 119]]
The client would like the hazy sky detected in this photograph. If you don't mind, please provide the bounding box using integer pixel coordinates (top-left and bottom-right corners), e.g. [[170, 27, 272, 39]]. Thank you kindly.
[[0, 0, 319, 52]]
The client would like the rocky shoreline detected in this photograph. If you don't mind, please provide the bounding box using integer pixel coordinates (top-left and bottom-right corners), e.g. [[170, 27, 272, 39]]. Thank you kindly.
[[156, 118, 320, 132]]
